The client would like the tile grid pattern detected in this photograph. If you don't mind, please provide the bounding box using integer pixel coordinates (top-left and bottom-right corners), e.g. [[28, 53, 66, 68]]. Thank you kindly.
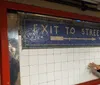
[[19, 36, 100, 85]]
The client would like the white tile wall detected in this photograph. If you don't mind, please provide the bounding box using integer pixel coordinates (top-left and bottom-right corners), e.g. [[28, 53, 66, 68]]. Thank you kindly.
[[47, 81, 54, 85], [39, 73, 47, 83], [39, 55, 46, 64], [47, 64, 54, 72], [21, 76, 30, 85], [20, 66, 30, 77], [30, 74, 38, 85], [19, 36, 100, 85], [47, 72, 54, 81], [30, 65, 38, 75]]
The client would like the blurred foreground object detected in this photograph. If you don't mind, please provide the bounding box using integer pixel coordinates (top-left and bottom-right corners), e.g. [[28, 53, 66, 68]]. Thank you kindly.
[[88, 62, 100, 78]]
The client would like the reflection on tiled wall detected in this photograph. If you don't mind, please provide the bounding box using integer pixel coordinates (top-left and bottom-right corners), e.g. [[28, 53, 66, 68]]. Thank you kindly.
[[19, 36, 100, 85]]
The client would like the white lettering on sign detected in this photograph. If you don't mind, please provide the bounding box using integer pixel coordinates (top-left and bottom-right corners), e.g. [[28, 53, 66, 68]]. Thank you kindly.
[[65, 27, 69, 35], [32, 24, 100, 37], [50, 26, 52, 34], [41, 25, 48, 34], [54, 26, 59, 34], [65, 27, 75, 35], [81, 28, 100, 37]]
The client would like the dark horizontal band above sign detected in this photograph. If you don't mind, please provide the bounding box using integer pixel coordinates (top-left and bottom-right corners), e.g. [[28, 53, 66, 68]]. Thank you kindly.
[[4, 1, 100, 23]]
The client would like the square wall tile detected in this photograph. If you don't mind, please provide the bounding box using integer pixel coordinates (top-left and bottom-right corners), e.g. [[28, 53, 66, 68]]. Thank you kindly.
[[61, 54, 67, 62], [90, 52, 95, 59], [68, 69, 74, 77], [54, 54, 62, 63], [39, 55, 46, 64], [55, 71, 61, 80], [47, 81, 54, 85], [32, 49, 38, 55], [20, 55, 29, 66], [28, 49, 34, 56], [38, 49, 46, 55], [79, 53, 85, 60], [47, 63, 54, 73], [74, 69, 79, 77], [30, 65, 38, 75], [68, 76, 74, 85], [20, 66, 29, 77], [54, 48, 61, 54], [62, 78, 68, 85], [61, 48, 67, 54], [94, 52, 99, 58], [39, 73, 47, 83], [67, 48, 73, 53], [79, 60, 86, 69], [39, 82, 47, 85], [84, 53, 90, 60], [95, 59, 100, 64], [47, 72, 54, 81], [30, 74, 38, 85], [97, 47, 100, 51], [74, 75, 80, 84], [21, 50, 29, 56], [29, 56, 38, 65], [39, 64, 46, 74], [55, 63, 61, 71], [21, 76, 30, 85], [62, 70, 68, 78], [29, 49, 38, 56], [55, 79, 61, 85], [67, 62, 74, 70], [73, 61, 80, 69], [47, 55, 54, 64], [73, 53, 80, 61], [62, 62, 68, 71], [67, 53, 73, 62], [73, 48, 80, 53], [78, 48, 86, 53], [47, 49, 53, 55]]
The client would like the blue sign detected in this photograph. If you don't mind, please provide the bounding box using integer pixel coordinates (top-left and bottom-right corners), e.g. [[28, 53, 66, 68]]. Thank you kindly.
[[21, 15, 100, 48]]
